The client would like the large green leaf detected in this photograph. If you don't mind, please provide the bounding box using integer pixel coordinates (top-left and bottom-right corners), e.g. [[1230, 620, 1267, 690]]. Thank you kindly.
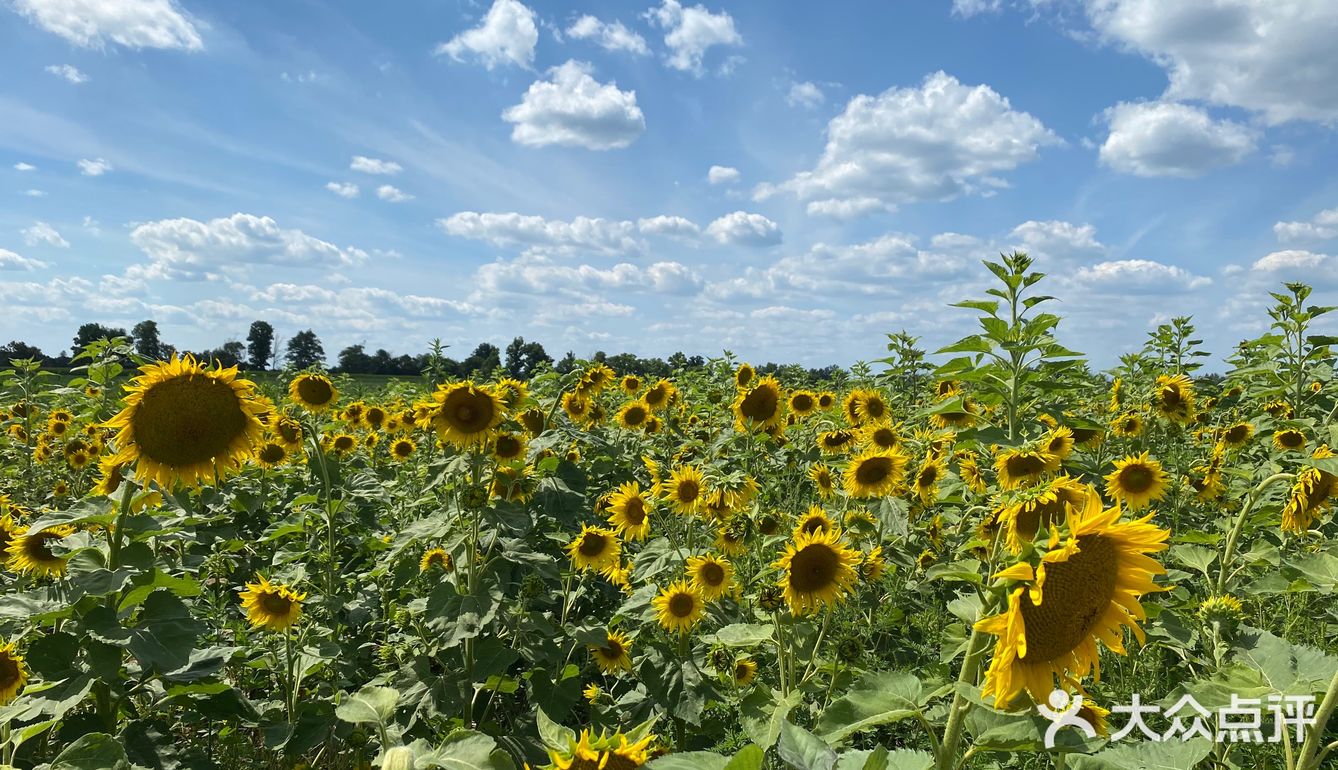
[[706, 623, 775, 648], [335, 684, 400, 727], [776, 721, 836, 770], [739, 687, 801, 748], [815, 671, 948, 745], [417, 730, 514, 770], [1069, 738, 1213, 770], [49, 732, 130, 770], [1232, 626, 1338, 696]]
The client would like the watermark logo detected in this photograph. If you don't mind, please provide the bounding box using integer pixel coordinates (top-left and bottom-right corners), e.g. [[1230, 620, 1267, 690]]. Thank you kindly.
[[1040, 690, 1316, 749]]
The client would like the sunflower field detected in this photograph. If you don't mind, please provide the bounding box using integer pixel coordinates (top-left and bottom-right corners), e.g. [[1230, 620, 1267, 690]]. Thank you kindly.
[[0, 251, 1336, 770]]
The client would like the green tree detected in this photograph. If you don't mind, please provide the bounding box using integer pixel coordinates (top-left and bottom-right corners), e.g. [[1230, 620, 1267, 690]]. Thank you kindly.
[[285, 329, 325, 369], [131, 319, 166, 360], [246, 321, 275, 370], [72, 323, 128, 357]]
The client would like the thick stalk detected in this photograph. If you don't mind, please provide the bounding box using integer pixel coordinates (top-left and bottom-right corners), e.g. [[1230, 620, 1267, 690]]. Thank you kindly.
[[1297, 668, 1338, 770], [1213, 473, 1293, 595], [936, 624, 992, 770]]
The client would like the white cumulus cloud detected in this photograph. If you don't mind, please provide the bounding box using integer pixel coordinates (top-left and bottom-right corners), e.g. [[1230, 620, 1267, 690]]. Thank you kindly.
[[1069, 259, 1211, 292], [756, 71, 1058, 217], [436, 0, 538, 70], [15, 0, 202, 50], [128, 213, 368, 280], [1098, 101, 1256, 177], [646, 0, 742, 75], [706, 211, 781, 247], [45, 64, 88, 83], [502, 60, 645, 150], [325, 182, 359, 199], [349, 156, 401, 175], [13, 163, 36, 171], [1273, 207, 1338, 243], [708, 165, 740, 184], [22, 221, 69, 248], [376, 184, 413, 203], [77, 157, 112, 176], [786, 81, 824, 109], [0, 248, 49, 270], [439, 211, 645, 257], [566, 15, 649, 55]]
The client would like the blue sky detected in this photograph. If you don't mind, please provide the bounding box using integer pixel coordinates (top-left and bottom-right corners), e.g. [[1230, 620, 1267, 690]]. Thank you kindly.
[[1, 0, 1336, 369]]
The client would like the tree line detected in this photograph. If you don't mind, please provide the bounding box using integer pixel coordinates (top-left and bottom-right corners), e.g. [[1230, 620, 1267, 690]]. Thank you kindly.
[[0, 319, 843, 382]]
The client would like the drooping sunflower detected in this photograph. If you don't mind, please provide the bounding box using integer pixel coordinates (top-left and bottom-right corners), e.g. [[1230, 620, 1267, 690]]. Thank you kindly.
[[490, 464, 534, 502], [818, 429, 858, 454], [1220, 422, 1254, 450], [976, 490, 1169, 705], [794, 505, 836, 538], [788, 390, 818, 418], [547, 730, 655, 770], [1104, 452, 1169, 510], [844, 448, 909, 498], [93, 456, 127, 497], [616, 400, 652, 431], [493, 378, 528, 410], [288, 373, 339, 412], [1273, 428, 1306, 452], [518, 408, 547, 436], [808, 462, 836, 499], [642, 379, 677, 412], [104, 355, 267, 488], [958, 455, 987, 495], [567, 525, 621, 572], [733, 376, 785, 431], [734, 363, 756, 390], [686, 554, 734, 600], [390, 438, 416, 461], [653, 580, 705, 633], [430, 382, 504, 448], [590, 629, 633, 674], [994, 476, 1089, 553], [7, 525, 74, 577], [0, 642, 28, 705], [732, 657, 758, 687], [239, 575, 307, 632], [913, 455, 946, 505], [714, 521, 748, 556], [491, 432, 527, 462], [561, 392, 593, 426], [1154, 374, 1195, 424], [1281, 446, 1336, 533], [1110, 412, 1144, 438], [860, 545, 887, 582], [774, 528, 860, 615], [419, 548, 454, 573], [994, 447, 1058, 490], [274, 416, 303, 449], [606, 482, 653, 540], [664, 465, 705, 515]]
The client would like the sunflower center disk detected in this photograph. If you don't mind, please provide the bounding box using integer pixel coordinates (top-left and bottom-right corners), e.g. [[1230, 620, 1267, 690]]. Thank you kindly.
[[131, 375, 249, 466], [1118, 466, 1154, 494], [700, 563, 725, 586], [296, 378, 333, 405], [1019, 534, 1118, 662], [855, 458, 892, 485], [579, 534, 607, 557], [0, 655, 18, 688], [789, 544, 839, 593], [261, 593, 293, 616], [668, 593, 696, 617]]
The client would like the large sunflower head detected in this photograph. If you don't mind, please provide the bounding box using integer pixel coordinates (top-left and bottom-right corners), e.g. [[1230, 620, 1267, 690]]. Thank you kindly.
[[287, 373, 339, 412], [419, 547, 454, 573], [686, 554, 734, 600], [652, 580, 705, 633], [1281, 446, 1336, 533], [430, 382, 504, 448], [1104, 452, 1169, 510], [254, 441, 288, 468], [1041, 427, 1075, 461], [976, 490, 1169, 705], [818, 429, 858, 454], [774, 528, 860, 616], [104, 355, 267, 488], [1154, 374, 1195, 424], [362, 405, 388, 431], [1273, 428, 1307, 452], [567, 525, 621, 572], [1110, 412, 1144, 438], [0, 642, 28, 705], [844, 448, 909, 498], [913, 455, 946, 505], [993, 447, 1058, 491], [546, 729, 655, 770], [734, 363, 755, 389], [589, 629, 633, 674], [733, 376, 785, 431], [642, 379, 677, 411], [1220, 422, 1254, 449], [664, 465, 705, 515], [788, 390, 818, 418], [491, 431, 527, 462], [793, 505, 836, 538], [239, 575, 307, 632], [561, 392, 594, 426], [616, 400, 652, 431], [606, 482, 653, 540], [7, 524, 74, 577], [390, 437, 416, 461], [619, 374, 642, 394]]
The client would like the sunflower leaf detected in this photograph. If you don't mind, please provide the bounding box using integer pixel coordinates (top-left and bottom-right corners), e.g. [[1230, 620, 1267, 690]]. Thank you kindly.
[[814, 671, 944, 745], [776, 720, 837, 770]]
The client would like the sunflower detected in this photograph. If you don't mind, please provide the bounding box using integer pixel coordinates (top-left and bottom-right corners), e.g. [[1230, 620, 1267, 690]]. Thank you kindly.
[[560, 392, 593, 426], [254, 441, 288, 468], [0, 642, 27, 705], [1110, 412, 1144, 438], [959, 455, 987, 494], [844, 448, 908, 498], [995, 476, 1089, 553], [288, 373, 338, 412], [1154, 374, 1195, 424], [517, 408, 546, 436], [653, 580, 705, 633], [493, 378, 528, 410], [994, 447, 1058, 490], [734, 363, 755, 389], [808, 463, 836, 499], [104, 355, 266, 488], [606, 482, 653, 540], [327, 433, 357, 456], [490, 464, 533, 502], [788, 390, 818, 418], [1104, 452, 1168, 510], [419, 548, 454, 573], [490, 432, 527, 462], [547, 730, 654, 770], [913, 455, 946, 505], [686, 554, 734, 600], [430, 382, 504, 448], [818, 429, 858, 454], [1220, 422, 1254, 449], [861, 423, 900, 451], [733, 376, 785, 431], [7, 524, 74, 576], [642, 379, 677, 412], [815, 392, 836, 410], [93, 456, 127, 496], [664, 466, 705, 515], [342, 401, 366, 427], [239, 575, 307, 632], [774, 528, 860, 615], [616, 401, 652, 431], [577, 364, 617, 396], [390, 438, 416, 461], [590, 630, 633, 674], [1269, 428, 1304, 452], [567, 525, 621, 572], [976, 490, 1169, 705], [1281, 446, 1336, 533], [929, 400, 979, 430], [714, 522, 747, 556], [1041, 427, 1075, 461], [732, 657, 758, 687], [860, 546, 887, 582], [273, 416, 303, 449], [793, 506, 836, 538]]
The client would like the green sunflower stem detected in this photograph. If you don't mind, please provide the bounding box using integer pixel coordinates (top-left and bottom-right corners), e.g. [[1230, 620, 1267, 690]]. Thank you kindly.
[[1297, 667, 1338, 770], [107, 478, 135, 572], [1213, 472, 1293, 595], [283, 630, 296, 725], [936, 623, 991, 770]]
